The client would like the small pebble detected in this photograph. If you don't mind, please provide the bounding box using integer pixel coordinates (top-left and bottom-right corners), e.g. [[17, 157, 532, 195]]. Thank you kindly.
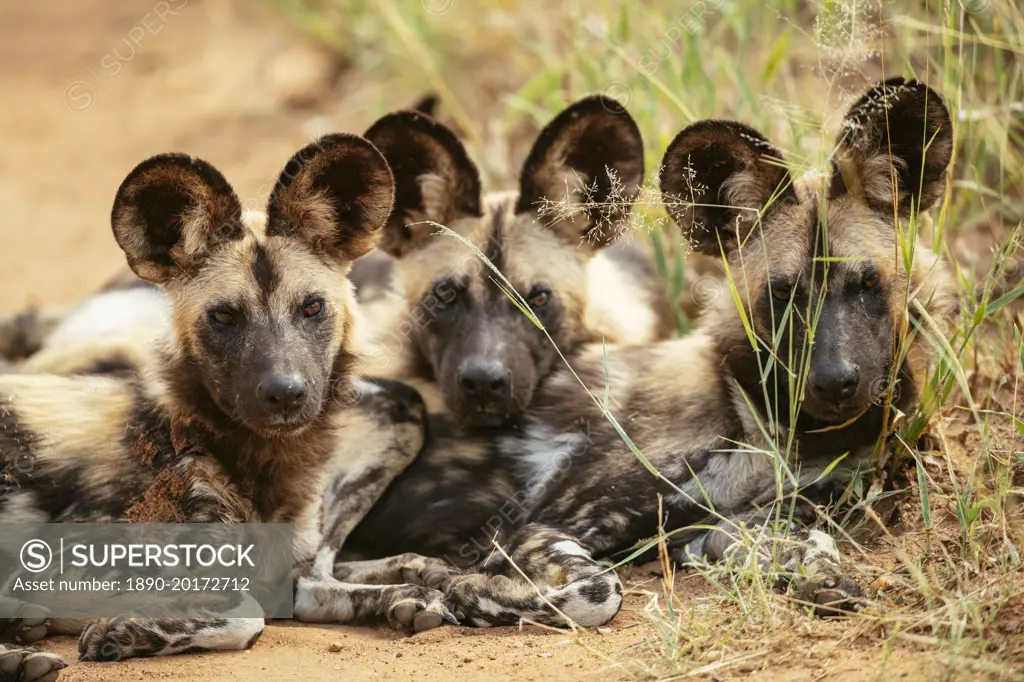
[[328, 642, 344, 653]]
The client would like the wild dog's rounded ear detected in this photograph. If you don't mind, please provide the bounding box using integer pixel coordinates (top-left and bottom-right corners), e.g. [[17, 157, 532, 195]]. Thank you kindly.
[[659, 120, 795, 257], [516, 95, 644, 249], [111, 153, 244, 284], [411, 93, 439, 118], [830, 77, 952, 213], [364, 111, 482, 258], [266, 134, 395, 263]]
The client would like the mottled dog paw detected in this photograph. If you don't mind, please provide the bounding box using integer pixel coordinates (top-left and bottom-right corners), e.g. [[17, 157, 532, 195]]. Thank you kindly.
[[399, 556, 460, 591], [442, 574, 521, 627], [384, 586, 457, 634], [77, 618, 141, 662], [332, 553, 461, 588], [792, 570, 865, 617], [0, 646, 66, 682], [1, 603, 52, 645], [786, 530, 866, 616]]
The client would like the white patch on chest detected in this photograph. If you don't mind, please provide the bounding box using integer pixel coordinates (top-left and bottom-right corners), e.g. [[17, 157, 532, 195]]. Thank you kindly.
[[504, 422, 592, 506], [550, 540, 589, 557]]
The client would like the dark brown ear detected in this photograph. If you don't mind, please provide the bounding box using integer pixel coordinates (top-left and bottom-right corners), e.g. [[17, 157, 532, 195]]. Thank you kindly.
[[111, 154, 244, 284], [364, 111, 482, 258], [659, 120, 795, 256], [411, 94, 439, 118], [516, 95, 644, 248], [830, 77, 952, 214], [266, 134, 395, 263]]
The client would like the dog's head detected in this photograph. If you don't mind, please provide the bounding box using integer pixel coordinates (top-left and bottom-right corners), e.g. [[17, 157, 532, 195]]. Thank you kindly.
[[111, 135, 394, 435], [366, 96, 644, 426], [661, 78, 958, 427]]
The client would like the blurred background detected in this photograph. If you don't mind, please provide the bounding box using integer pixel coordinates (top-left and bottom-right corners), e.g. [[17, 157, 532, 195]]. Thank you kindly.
[[1, 0, 1020, 320]]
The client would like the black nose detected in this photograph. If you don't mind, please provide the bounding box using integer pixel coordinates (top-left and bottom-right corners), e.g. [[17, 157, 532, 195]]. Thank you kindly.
[[812, 362, 860, 402], [458, 360, 509, 398], [257, 375, 308, 413]]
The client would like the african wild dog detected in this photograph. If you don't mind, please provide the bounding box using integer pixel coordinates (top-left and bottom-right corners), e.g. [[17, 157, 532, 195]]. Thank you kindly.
[[351, 78, 959, 629], [0, 136, 459, 680], [337, 95, 666, 584], [352, 95, 672, 425]]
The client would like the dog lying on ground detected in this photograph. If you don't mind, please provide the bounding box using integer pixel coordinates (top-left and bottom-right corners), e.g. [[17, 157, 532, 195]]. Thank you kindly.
[[0, 134, 457, 681], [342, 94, 670, 561]]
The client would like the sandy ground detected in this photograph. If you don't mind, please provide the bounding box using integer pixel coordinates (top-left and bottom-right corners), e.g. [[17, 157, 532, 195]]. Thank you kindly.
[[45, 616, 640, 682], [40, 568, 999, 682]]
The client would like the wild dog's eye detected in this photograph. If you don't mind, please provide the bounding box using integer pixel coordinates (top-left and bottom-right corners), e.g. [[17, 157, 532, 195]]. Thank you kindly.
[[437, 285, 457, 304], [209, 309, 236, 327], [862, 271, 880, 290], [527, 289, 551, 309], [302, 299, 325, 317], [770, 283, 793, 302]]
